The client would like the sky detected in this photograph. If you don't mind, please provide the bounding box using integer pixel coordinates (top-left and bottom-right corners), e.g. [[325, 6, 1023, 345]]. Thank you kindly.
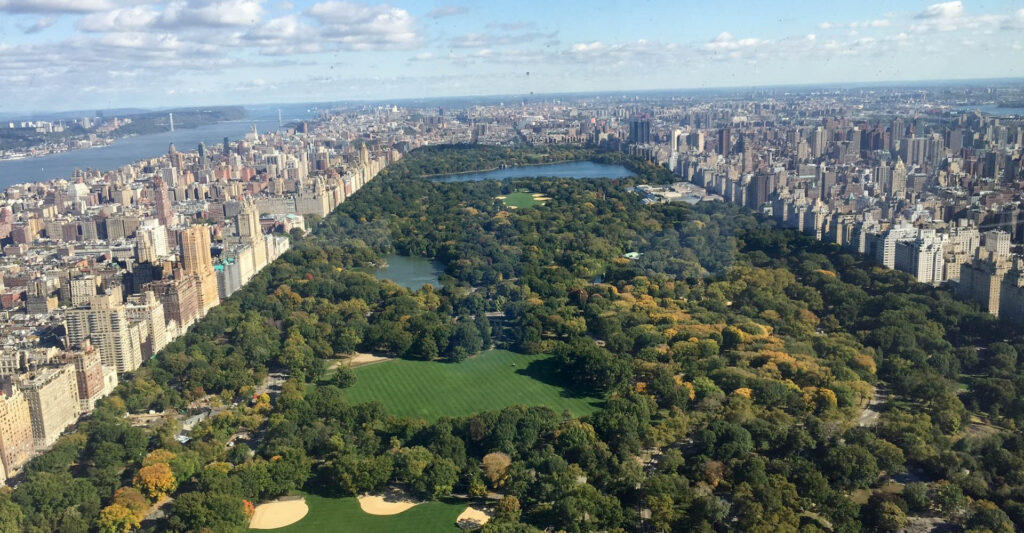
[[0, 0, 1022, 112]]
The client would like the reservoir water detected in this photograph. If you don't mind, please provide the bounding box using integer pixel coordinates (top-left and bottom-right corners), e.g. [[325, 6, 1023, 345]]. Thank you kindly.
[[363, 254, 444, 291], [0, 103, 319, 188], [433, 161, 636, 183]]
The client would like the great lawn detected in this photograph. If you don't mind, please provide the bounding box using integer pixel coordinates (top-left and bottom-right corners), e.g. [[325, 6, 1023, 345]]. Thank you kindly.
[[339, 349, 602, 421], [252, 494, 464, 532], [499, 191, 544, 208]]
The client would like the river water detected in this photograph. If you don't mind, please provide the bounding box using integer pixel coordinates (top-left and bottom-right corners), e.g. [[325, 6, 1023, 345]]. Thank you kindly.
[[0, 103, 321, 188]]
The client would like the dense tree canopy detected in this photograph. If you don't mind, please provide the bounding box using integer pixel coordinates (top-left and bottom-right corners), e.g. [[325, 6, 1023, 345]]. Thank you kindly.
[[4, 145, 1024, 532]]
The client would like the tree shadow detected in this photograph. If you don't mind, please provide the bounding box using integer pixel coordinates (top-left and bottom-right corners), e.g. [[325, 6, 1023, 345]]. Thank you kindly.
[[515, 357, 605, 406]]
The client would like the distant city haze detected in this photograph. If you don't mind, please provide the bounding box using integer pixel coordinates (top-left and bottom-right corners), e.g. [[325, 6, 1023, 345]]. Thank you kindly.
[[0, 104, 317, 186]]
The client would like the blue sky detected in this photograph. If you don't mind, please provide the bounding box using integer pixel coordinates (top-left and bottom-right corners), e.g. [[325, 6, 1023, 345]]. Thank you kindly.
[[0, 0, 1022, 111]]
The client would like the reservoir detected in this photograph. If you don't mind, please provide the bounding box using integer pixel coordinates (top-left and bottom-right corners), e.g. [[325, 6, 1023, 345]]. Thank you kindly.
[[363, 254, 444, 291], [433, 161, 636, 183], [0, 103, 318, 188]]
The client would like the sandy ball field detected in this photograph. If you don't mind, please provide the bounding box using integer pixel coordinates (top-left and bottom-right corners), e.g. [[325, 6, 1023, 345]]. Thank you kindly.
[[456, 505, 493, 529], [249, 498, 309, 529], [348, 352, 390, 367], [358, 491, 422, 515]]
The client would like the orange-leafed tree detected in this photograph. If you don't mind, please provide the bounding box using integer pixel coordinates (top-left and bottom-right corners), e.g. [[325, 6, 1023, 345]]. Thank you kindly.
[[134, 462, 177, 500], [97, 503, 141, 533]]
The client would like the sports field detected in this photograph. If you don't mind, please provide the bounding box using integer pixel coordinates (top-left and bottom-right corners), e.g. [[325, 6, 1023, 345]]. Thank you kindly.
[[341, 349, 602, 420], [497, 191, 546, 208], [251, 494, 463, 532]]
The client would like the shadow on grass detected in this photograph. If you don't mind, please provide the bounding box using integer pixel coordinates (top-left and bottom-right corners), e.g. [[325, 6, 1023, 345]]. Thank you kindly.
[[515, 357, 606, 406]]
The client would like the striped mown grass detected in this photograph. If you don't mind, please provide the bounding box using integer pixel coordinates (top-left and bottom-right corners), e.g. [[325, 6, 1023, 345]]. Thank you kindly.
[[339, 349, 602, 421]]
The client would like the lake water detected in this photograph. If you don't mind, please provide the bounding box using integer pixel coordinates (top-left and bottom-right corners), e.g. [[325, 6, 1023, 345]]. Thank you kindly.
[[365, 254, 444, 290], [433, 161, 636, 183], [0, 103, 320, 188]]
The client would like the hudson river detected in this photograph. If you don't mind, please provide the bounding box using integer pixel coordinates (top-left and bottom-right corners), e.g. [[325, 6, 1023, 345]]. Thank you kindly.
[[0, 104, 319, 189]]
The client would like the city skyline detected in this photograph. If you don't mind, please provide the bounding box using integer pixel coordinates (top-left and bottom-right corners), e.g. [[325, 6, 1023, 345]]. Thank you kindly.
[[1, 0, 1023, 111]]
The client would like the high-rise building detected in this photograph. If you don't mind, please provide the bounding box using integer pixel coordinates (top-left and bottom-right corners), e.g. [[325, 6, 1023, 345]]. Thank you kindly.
[[168, 143, 184, 169], [136, 218, 170, 264], [717, 128, 731, 157], [126, 291, 167, 359], [71, 342, 106, 412], [153, 178, 174, 227], [0, 382, 34, 480], [179, 225, 220, 316], [19, 364, 80, 449], [145, 271, 199, 332], [66, 293, 144, 374], [629, 118, 651, 145]]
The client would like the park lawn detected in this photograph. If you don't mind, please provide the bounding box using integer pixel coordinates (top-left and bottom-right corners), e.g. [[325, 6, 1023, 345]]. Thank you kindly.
[[252, 494, 464, 533], [501, 191, 542, 208], [340, 349, 602, 421]]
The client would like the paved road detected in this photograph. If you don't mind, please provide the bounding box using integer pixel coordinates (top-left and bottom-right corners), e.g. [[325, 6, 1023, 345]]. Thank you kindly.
[[858, 387, 887, 427]]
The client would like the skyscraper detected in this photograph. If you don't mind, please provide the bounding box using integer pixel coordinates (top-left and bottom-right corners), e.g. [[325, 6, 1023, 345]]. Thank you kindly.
[[153, 177, 174, 227], [718, 128, 731, 157], [0, 382, 33, 480], [179, 226, 220, 316], [66, 293, 144, 374], [629, 118, 651, 145]]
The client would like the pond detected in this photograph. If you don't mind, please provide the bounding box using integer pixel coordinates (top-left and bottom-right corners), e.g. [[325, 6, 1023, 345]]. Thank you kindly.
[[360, 254, 444, 290], [432, 160, 636, 183]]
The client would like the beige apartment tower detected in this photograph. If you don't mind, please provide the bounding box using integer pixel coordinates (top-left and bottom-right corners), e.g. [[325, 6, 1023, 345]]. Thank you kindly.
[[19, 364, 81, 449], [0, 382, 34, 480], [179, 225, 220, 316]]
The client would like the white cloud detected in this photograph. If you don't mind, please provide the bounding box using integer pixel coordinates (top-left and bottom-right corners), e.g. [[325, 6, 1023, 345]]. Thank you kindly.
[[306, 1, 420, 50], [917, 1, 964, 20], [22, 15, 54, 33], [0, 0, 114, 13], [77, 6, 161, 33], [427, 4, 466, 19], [159, 0, 264, 27], [702, 32, 761, 51]]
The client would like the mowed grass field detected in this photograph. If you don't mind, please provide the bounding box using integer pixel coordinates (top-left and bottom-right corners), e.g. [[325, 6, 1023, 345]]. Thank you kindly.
[[252, 494, 464, 533], [341, 350, 602, 420], [500, 191, 542, 208]]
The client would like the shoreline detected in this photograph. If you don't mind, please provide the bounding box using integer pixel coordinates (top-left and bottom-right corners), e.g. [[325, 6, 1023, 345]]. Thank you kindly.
[[415, 157, 586, 178]]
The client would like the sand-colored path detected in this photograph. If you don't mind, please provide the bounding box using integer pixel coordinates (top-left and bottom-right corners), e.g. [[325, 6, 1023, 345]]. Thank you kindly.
[[456, 505, 492, 529], [358, 489, 422, 515], [249, 498, 309, 529]]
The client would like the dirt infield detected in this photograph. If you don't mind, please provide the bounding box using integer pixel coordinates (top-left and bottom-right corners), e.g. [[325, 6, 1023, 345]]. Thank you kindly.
[[357, 488, 422, 515], [348, 352, 390, 367], [249, 498, 309, 529], [456, 505, 492, 529]]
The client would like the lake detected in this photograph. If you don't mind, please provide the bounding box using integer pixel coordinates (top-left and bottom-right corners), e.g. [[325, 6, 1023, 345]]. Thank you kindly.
[[433, 161, 636, 183], [363, 254, 444, 290], [0, 103, 319, 188]]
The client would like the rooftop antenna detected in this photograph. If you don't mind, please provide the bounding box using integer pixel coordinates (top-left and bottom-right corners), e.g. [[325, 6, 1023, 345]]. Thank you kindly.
[[169, 112, 174, 132]]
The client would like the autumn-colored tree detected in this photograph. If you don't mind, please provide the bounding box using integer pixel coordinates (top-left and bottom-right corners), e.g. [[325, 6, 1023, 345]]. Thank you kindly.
[[143, 449, 176, 467], [96, 503, 140, 533], [134, 462, 177, 500], [482, 452, 511, 487], [112, 487, 149, 521]]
